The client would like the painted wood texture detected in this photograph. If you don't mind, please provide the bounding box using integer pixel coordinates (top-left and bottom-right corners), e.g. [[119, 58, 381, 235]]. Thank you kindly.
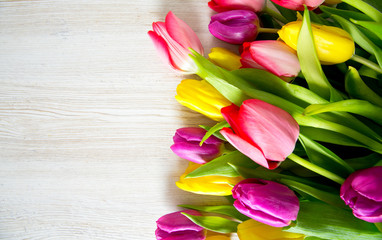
[[0, 0, 241, 239]]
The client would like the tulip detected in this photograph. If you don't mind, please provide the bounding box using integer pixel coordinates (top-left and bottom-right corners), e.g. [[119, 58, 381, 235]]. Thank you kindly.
[[278, 21, 355, 65], [148, 11, 204, 73], [232, 178, 300, 227], [175, 79, 232, 121], [240, 40, 301, 81], [209, 10, 260, 44], [155, 210, 206, 240], [208, 47, 242, 71], [220, 99, 300, 170], [237, 219, 305, 240], [208, 0, 266, 13], [269, 0, 324, 11], [206, 234, 231, 240], [176, 162, 244, 196], [340, 166, 382, 223], [170, 127, 225, 164]]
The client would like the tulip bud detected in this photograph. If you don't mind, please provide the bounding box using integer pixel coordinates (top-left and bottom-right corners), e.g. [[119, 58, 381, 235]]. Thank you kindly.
[[220, 99, 299, 170], [175, 79, 232, 121], [155, 210, 206, 240], [176, 162, 244, 196], [208, 47, 242, 71], [209, 10, 260, 44], [148, 11, 204, 73], [269, 0, 324, 11], [240, 40, 301, 81], [278, 21, 355, 65], [208, 0, 266, 13], [232, 178, 300, 227], [340, 166, 382, 223], [237, 219, 305, 240], [170, 127, 225, 164]]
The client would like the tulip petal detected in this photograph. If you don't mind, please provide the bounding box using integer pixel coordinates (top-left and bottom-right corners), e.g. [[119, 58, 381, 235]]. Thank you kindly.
[[209, 21, 257, 44], [249, 41, 300, 78], [208, 0, 265, 12], [270, 0, 324, 11], [148, 30, 177, 71], [220, 127, 273, 169], [237, 99, 299, 162], [165, 11, 204, 55]]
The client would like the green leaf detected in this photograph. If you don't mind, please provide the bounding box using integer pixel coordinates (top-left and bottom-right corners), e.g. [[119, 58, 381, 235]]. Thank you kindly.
[[300, 126, 365, 148], [320, 5, 373, 21], [304, 99, 382, 126], [351, 19, 382, 40], [199, 121, 229, 145], [285, 202, 382, 239], [299, 134, 355, 177], [186, 151, 254, 178], [189, 49, 248, 106], [182, 213, 239, 234], [269, 3, 297, 22], [179, 204, 249, 222], [199, 125, 226, 141], [278, 178, 346, 208], [346, 153, 382, 170], [297, 8, 343, 102], [332, 15, 382, 69], [341, 0, 382, 23], [345, 66, 382, 107], [227, 163, 337, 193]]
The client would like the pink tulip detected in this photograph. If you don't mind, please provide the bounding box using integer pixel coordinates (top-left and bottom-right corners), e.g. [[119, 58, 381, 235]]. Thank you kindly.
[[148, 11, 204, 73], [232, 178, 300, 227], [340, 166, 382, 223], [208, 0, 266, 13], [269, 0, 325, 11], [240, 40, 301, 81], [155, 210, 206, 240], [220, 99, 299, 169]]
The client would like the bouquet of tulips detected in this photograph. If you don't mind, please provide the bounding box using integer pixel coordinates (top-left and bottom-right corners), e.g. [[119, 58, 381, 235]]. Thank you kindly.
[[148, 0, 382, 239]]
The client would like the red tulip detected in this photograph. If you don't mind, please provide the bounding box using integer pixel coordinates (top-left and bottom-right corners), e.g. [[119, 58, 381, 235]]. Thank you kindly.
[[240, 40, 301, 81], [148, 11, 204, 73], [220, 99, 299, 169], [269, 0, 325, 11], [208, 0, 266, 13]]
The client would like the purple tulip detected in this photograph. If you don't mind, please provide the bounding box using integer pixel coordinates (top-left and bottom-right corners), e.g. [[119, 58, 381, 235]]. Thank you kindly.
[[208, 10, 260, 45], [155, 210, 206, 240], [170, 127, 224, 164], [232, 178, 300, 227], [340, 166, 382, 223]]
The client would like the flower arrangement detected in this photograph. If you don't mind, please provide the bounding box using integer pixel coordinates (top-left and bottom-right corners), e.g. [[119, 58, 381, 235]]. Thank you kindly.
[[148, 0, 382, 239]]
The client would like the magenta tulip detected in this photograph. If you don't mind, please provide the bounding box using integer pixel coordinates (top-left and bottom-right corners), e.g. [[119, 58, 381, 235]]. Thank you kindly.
[[170, 127, 225, 164], [148, 11, 204, 73], [220, 99, 299, 169], [269, 0, 324, 11], [232, 178, 300, 227], [208, 0, 266, 13], [209, 10, 260, 44], [155, 210, 206, 240], [340, 166, 382, 223], [240, 40, 301, 81]]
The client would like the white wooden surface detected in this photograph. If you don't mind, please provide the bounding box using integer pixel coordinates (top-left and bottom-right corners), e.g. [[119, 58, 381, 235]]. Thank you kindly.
[[0, 0, 242, 239]]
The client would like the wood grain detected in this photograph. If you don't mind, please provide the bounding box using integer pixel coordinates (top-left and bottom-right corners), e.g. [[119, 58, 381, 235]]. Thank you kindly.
[[0, 0, 241, 239]]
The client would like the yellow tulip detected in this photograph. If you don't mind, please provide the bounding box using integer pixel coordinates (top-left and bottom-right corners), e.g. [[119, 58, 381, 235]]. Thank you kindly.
[[208, 47, 242, 71], [237, 219, 305, 240], [176, 162, 244, 196], [278, 21, 355, 65], [175, 79, 232, 121]]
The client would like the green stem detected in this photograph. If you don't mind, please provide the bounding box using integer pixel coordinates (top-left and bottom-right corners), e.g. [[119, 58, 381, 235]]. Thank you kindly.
[[351, 55, 382, 74], [341, 0, 382, 23], [263, 6, 288, 24], [287, 153, 345, 184], [258, 27, 280, 34]]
